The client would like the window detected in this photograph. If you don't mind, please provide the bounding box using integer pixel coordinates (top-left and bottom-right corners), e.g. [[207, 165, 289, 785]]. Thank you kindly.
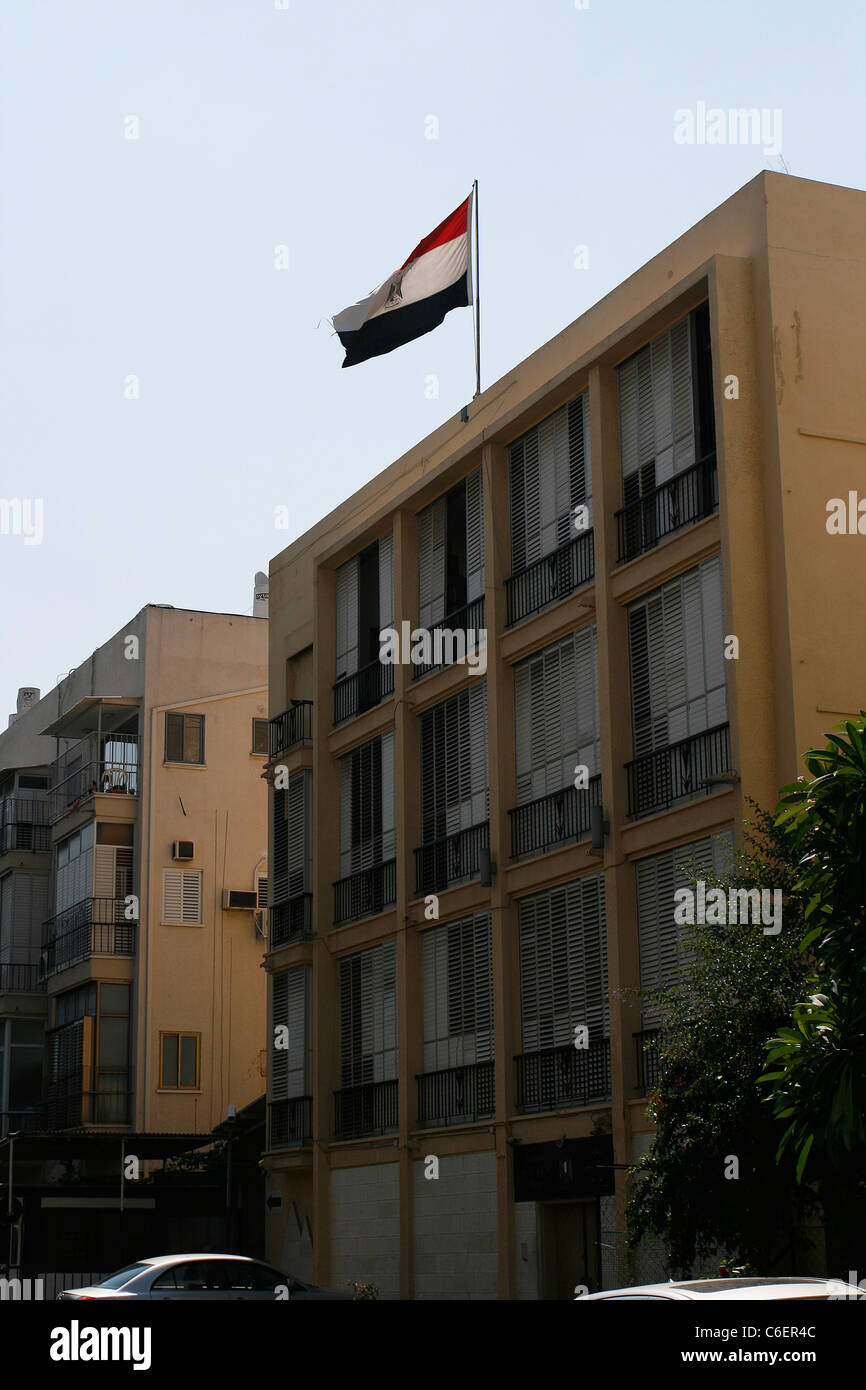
[[252, 719, 269, 755], [339, 941, 398, 1089], [422, 913, 493, 1071], [509, 393, 591, 574], [272, 770, 311, 904], [420, 683, 488, 843], [418, 469, 484, 628], [0, 871, 48, 955], [160, 1032, 200, 1089], [162, 869, 202, 924], [271, 966, 310, 1101], [152, 1260, 223, 1291], [338, 733, 395, 877], [334, 535, 394, 720], [518, 874, 608, 1052], [165, 712, 205, 765], [55, 823, 94, 913], [514, 626, 600, 804]]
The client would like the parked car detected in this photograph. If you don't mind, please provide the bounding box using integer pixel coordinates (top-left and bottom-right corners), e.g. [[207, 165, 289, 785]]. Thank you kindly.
[[576, 1277, 865, 1301], [56, 1254, 354, 1300]]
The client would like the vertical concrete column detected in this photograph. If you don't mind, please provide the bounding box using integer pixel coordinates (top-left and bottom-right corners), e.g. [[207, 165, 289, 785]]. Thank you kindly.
[[482, 439, 518, 1300], [392, 508, 420, 1299], [312, 561, 337, 1286], [589, 363, 641, 1251]]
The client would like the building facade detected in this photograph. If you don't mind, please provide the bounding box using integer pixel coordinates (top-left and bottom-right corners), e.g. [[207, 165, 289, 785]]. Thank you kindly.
[[0, 605, 268, 1144], [261, 172, 866, 1298]]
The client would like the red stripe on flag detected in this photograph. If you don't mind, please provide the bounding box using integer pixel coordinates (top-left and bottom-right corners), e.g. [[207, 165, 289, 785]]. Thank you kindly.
[[399, 196, 470, 271]]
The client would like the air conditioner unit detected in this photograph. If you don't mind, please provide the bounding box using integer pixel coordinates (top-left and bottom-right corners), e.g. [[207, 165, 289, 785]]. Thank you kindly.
[[223, 889, 258, 911], [172, 840, 195, 861], [254, 909, 268, 940]]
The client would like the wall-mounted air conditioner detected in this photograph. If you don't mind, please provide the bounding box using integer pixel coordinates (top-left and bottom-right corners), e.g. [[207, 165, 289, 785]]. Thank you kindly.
[[223, 889, 257, 911], [172, 840, 195, 861]]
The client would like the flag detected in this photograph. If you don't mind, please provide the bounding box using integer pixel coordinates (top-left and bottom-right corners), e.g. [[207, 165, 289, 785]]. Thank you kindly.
[[333, 195, 472, 368]]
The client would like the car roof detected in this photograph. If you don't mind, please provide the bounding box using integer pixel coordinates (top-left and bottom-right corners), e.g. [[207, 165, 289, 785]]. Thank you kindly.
[[138, 1254, 261, 1266]]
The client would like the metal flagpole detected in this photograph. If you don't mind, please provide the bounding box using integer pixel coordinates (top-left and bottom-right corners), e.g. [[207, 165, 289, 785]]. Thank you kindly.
[[472, 179, 481, 398]]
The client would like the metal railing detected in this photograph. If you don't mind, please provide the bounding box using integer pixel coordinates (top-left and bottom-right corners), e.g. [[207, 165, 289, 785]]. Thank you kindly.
[[509, 776, 602, 859], [416, 1061, 495, 1127], [0, 963, 44, 994], [269, 893, 314, 947], [333, 860, 396, 924], [626, 721, 732, 816], [515, 1039, 611, 1112], [42, 898, 137, 976], [268, 1096, 313, 1148], [333, 658, 394, 725], [634, 1029, 662, 1093], [268, 701, 313, 759], [615, 452, 718, 562], [0, 1109, 44, 1138], [50, 733, 139, 822], [334, 1079, 398, 1140], [0, 797, 50, 853], [506, 529, 595, 626], [414, 820, 489, 895], [411, 596, 486, 680]]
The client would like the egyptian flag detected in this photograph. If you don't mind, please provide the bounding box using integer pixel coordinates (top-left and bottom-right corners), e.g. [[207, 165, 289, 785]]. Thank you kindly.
[[333, 195, 472, 368]]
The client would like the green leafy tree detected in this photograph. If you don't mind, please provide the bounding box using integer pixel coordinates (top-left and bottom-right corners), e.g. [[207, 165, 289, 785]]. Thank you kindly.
[[628, 807, 812, 1275]]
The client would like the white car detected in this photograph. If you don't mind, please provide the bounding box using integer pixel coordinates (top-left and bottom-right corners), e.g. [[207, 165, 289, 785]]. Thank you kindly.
[[576, 1277, 865, 1301], [56, 1254, 354, 1301]]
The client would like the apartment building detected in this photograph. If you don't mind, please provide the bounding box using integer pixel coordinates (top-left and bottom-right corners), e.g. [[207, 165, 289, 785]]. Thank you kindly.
[[262, 172, 866, 1299], [0, 605, 268, 1147]]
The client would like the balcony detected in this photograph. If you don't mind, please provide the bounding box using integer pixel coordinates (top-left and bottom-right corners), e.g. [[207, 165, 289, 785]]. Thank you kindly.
[[509, 776, 602, 859], [0, 1108, 44, 1138], [333, 658, 393, 725], [268, 702, 313, 760], [515, 1039, 611, 1112], [333, 860, 396, 925], [0, 963, 45, 995], [50, 732, 139, 824], [615, 452, 718, 563], [414, 821, 489, 896], [43, 1088, 131, 1130], [626, 721, 732, 817], [634, 1029, 662, 1093], [268, 1096, 312, 1148], [334, 1079, 398, 1139], [506, 529, 594, 627], [0, 798, 50, 854], [416, 1061, 495, 1127], [42, 898, 137, 977], [269, 893, 314, 948], [411, 596, 486, 681]]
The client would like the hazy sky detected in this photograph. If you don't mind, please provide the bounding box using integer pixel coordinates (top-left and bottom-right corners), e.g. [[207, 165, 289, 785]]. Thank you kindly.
[[1, 0, 864, 721]]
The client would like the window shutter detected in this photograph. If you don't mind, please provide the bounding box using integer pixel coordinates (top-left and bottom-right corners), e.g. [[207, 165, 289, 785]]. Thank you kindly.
[[378, 533, 394, 631], [339, 754, 354, 878], [518, 874, 607, 1052], [380, 730, 395, 862], [620, 316, 695, 490], [8, 873, 48, 956], [422, 912, 492, 1071], [514, 627, 599, 802], [163, 870, 183, 923], [421, 685, 489, 842], [271, 972, 289, 1100], [257, 876, 268, 909], [464, 468, 485, 602], [340, 941, 398, 1087], [339, 732, 394, 875], [182, 872, 201, 923], [272, 966, 309, 1101], [335, 556, 359, 680], [418, 497, 447, 629], [286, 770, 310, 897], [510, 395, 589, 572]]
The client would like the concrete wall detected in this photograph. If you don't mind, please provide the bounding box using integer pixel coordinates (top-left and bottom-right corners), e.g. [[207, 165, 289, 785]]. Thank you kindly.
[[413, 1152, 498, 1300], [514, 1202, 540, 1300], [330, 1162, 400, 1300]]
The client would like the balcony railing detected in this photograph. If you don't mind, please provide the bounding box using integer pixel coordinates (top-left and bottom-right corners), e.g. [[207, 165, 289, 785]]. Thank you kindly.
[[50, 733, 139, 823], [509, 776, 602, 859], [334, 1079, 398, 1140], [626, 721, 732, 817], [268, 1096, 313, 1148], [269, 893, 314, 948], [0, 797, 50, 853], [506, 529, 595, 626], [333, 658, 394, 725], [268, 702, 313, 759], [414, 820, 489, 896], [416, 1061, 495, 1127], [615, 452, 718, 563], [0, 963, 45, 994], [515, 1039, 611, 1112], [411, 596, 486, 680], [42, 898, 137, 976], [0, 1108, 44, 1138], [634, 1029, 662, 1093], [333, 860, 396, 925]]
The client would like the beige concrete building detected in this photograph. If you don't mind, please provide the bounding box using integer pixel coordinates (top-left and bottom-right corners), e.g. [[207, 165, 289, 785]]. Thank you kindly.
[[0, 605, 268, 1141], [261, 171, 866, 1298]]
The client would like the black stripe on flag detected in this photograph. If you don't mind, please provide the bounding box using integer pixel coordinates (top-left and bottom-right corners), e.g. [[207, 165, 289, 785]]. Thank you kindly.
[[337, 274, 470, 368]]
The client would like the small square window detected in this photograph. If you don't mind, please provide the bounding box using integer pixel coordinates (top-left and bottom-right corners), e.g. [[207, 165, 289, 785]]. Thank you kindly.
[[165, 713, 205, 765], [161, 1032, 200, 1089], [252, 719, 269, 755]]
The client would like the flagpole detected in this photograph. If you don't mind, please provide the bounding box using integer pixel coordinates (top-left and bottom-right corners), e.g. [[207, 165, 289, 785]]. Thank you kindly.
[[472, 179, 481, 398]]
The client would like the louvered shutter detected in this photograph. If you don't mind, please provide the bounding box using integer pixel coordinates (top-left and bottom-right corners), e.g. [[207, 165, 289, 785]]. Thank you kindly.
[[338, 755, 353, 878], [619, 315, 695, 490], [257, 876, 268, 909], [286, 770, 310, 897], [9, 873, 48, 958], [340, 941, 398, 1087], [418, 496, 447, 628], [380, 730, 395, 861], [182, 872, 201, 923], [339, 733, 393, 874], [510, 395, 589, 571], [422, 913, 492, 1070], [378, 533, 394, 631], [94, 845, 115, 900], [420, 684, 489, 842], [163, 870, 183, 923], [0, 874, 12, 956], [272, 966, 310, 1101], [271, 972, 289, 1101], [335, 556, 359, 680], [518, 874, 607, 1052], [464, 467, 485, 601], [273, 787, 288, 902], [514, 627, 599, 802]]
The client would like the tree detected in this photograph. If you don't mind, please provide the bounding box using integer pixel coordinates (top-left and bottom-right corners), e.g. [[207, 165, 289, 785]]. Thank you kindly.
[[627, 806, 812, 1275]]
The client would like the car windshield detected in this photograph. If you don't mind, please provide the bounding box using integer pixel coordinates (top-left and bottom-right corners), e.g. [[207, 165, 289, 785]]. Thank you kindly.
[[93, 1263, 151, 1289]]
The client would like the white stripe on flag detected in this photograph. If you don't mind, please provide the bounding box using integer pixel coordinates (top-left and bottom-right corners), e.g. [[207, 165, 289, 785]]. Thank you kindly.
[[334, 233, 469, 334]]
